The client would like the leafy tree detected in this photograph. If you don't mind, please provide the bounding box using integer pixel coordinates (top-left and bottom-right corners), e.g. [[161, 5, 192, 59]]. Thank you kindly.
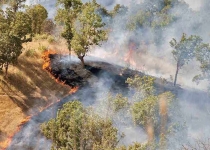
[[193, 43, 210, 90], [41, 19, 55, 34], [26, 4, 48, 35], [55, 0, 82, 55], [12, 11, 32, 41], [116, 142, 148, 150], [111, 4, 128, 17], [0, 8, 31, 75], [126, 75, 155, 98], [71, 1, 107, 67], [126, 75, 185, 149], [111, 94, 128, 112], [131, 95, 158, 127], [1, 0, 26, 12], [0, 34, 22, 75], [126, 0, 179, 31], [170, 33, 202, 86], [41, 100, 119, 150]]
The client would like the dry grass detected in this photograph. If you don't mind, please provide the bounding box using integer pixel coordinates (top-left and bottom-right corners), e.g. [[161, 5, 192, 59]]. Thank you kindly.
[[0, 38, 71, 149]]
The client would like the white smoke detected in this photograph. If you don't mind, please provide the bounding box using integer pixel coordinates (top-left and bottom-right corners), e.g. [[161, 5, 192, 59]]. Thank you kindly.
[[6, 0, 210, 149]]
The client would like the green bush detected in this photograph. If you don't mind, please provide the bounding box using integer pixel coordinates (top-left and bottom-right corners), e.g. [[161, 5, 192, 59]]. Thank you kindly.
[[38, 45, 47, 52], [47, 35, 55, 43], [33, 34, 49, 41], [25, 49, 37, 57]]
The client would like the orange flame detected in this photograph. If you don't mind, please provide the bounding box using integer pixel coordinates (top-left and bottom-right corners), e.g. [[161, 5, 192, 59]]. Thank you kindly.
[[3, 50, 80, 149], [124, 42, 137, 68], [0, 116, 32, 150], [69, 86, 79, 94], [42, 50, 70, 88], [42, 50, 56, 70]]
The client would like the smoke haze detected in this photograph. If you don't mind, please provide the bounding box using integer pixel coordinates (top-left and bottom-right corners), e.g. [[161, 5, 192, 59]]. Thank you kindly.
[[6, 0, 210, 149]]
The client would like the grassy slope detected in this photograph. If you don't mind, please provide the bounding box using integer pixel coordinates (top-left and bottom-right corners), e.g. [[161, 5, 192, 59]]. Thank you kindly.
[[0, 38, 71, 149]]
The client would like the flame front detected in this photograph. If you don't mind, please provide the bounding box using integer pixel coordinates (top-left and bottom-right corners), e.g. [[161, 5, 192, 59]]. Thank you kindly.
[[42, 49, 56, 70], [69, 86, 79, 94], [124, 42, 137, 68], [4, 50, 80, 149]]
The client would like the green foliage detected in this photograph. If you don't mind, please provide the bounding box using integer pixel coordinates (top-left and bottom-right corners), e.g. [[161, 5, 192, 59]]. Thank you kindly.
[[116, 142, 148, 150], [33, 34, 48, 41], [126, 74, 184, 149], [33, 34, 55, 43], [25, 49, 37, 57], [41, 19, 55, 34], [130, 88, 176, 127], [47, 35, 55, 43], [0, 8, 31, 75], [170, 33, 202, 85], [0, 9, 32, 41], [131, 95, 158, 126], [55, 0, 82, 52], [112, 94, 128, 112], [126, 75, 155, 97], [71, 0, 107, 66], [26, 4, 48, 35], [11, 11, 32, 41], [170, 33, 202, 69], [126, 0, 180, 31], [0, 34, 22, 70], [41, 100, 119, 150], [111, 4, 128, 17], [193, 43, 210, 90], [3, 0, 26, 12], [38, 45, 47, 52]]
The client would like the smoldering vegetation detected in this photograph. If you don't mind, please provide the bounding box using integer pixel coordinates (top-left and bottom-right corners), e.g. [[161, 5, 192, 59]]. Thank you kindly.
[[7, 54, 210, 149]]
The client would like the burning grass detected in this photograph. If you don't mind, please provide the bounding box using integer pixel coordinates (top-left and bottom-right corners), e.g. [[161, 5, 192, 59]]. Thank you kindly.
[[0, 39, 72, 149]]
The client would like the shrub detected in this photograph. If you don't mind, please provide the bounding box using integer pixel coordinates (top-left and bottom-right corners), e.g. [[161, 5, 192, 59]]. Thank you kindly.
[[38, 45, 47, 52], [47, 35, 55, 43], [33, 34, 49, 41], [25, 49, 37, 57]]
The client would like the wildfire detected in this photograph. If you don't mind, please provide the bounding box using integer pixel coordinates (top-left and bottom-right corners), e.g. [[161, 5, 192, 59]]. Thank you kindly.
[[42, 49, 56, 70], [69, 86, 79, 94], [3, 50, 80, 149], [18, 116, 32, 127], [42, 49, 70, 87], [124, 42, 137, 68], [0, 116, 32, 150], [0, 135, 13, 150]]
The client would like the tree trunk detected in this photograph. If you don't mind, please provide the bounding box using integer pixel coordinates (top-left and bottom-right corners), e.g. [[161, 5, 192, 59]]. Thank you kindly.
[[5, 62, 9, 77], [68, 41, 71, 61], [78, 56, 85, 68], [174, 63, 179, 86]]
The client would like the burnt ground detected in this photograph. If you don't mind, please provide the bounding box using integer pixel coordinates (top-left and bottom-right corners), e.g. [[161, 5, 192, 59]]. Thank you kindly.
[[7, 54, 210, 150]]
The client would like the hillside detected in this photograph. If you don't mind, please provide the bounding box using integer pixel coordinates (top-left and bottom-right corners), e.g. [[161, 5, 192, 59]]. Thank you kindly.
[[0, 38, 71, 149]]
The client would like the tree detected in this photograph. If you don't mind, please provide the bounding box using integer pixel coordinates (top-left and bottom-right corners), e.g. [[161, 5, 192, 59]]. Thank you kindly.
[[111, 4, 128, 17], [126, 0, 179, 31], [26, 4, 48, 35], [71, 1, 107, 67], [2, 0, 26, 12], [41, 100, 119, 150], [0, 34, 22, 75], [126, 75, 155, 98], [55, 0, 82, 56], [170, 33, 202, 86], [41, 19, 55, 34], [125, 75, 185, 149], [193, 43, 210, 91], [0, 8, 31, 75], [12, 11, 32, 41]]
